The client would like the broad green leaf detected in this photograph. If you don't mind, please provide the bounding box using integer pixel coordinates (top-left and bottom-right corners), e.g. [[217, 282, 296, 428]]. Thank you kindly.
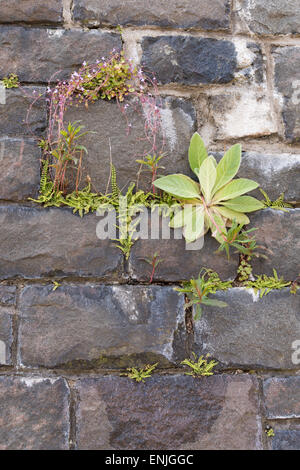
[[188, 133, 208, 176], [208, 209, 227, 243], [221, 196, 264, 213], [198, 156, 217, 202], [213, 144, 241, 195], [153, 174, 200, 199], [201, 298, 228, 308], [216, 205, 250, 224], [213, 178, 259, 202], [183, 206, 204, 243], [169, 209, 185, 228]]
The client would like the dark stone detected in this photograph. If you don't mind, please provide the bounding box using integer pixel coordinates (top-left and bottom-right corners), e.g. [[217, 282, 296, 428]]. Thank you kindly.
[[0, 285, 16, 306], [273, 46, 300, 143], [237, 0, 300, 35], [73, 0, 231, 30], [0, 137, 41, 201], [129, 216, 239, 282], [0, 376, 69, 449], [75, 374, 262, 450], [250, 209, 300, 280], [0, 205, 123, 280], [0, 87, 46, 137], [193, 288, 300, 369], [237, 152, 300, 201], [0, 308, 13, 365], [271, 430, 300, 450], [0, 0, 63, 24], [263, 377, 300, 418], [141, 36, 237, 85], [18, 284, 185, 368], [0, 27, 122, 83], [64, 96, 197, 192]]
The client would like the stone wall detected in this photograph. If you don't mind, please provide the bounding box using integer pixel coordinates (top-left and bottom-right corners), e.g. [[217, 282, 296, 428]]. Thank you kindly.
[[0, 0, 299, 450]]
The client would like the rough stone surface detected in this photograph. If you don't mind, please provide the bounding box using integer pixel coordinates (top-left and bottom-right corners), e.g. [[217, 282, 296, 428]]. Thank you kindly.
[[250, 209, 300, 280], [0, 27, 122, 82], [141, 36, 237, 85], [0, 308, 13, 365], [0, 376, 69, 450], [236, 0, 300, 35], [271, 430, 300, 450], [236, 152, 300, 200], [273, 46, 300, 143], [263, 377, 300, 418], [75, 374, 262, 450], [64, 96, 196, 191], [18, 284, 185, 368], [0, 286, 16, 306], [0, 138, 41, 201], [129, 219, 239, 282], [194, 288, 300, 369], [73, 0, 231, 30], [0, 87, 46, 137], [0, 205, 123, 280], [0, 0, 63, 24], [208, 87, 277, 140]]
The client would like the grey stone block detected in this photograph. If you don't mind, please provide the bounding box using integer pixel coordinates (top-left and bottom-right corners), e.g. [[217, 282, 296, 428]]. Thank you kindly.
[[18, 284, 185, 368], [75, 374, 262, 450], [194, 288, 300, 369], [0, 376, 69, 449]]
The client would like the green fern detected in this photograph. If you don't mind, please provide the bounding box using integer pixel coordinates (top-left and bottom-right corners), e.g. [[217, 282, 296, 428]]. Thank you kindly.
[[122, 363, 158, 383], [181, 353, 218, 377], [245, 269, 291, 297], [111, 164, 120, 199], [260, 189, 292, 212]]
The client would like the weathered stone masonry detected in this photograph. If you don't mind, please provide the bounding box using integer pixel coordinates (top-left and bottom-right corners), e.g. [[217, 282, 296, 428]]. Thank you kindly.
[[0, 0, 299, 450]]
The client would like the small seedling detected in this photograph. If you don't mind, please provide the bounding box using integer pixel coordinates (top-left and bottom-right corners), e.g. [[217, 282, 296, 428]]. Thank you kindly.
[[260, 189, 292, 212], [52, 281, 61, 291], [175, 269, 230, 320], [2, 73, 19, 88], [246, 269, 291, 297], [123, 363, 158, 383], [136, 154, 165, 194], [265, 427, 275, 438], [290, 275, 300, 294], [181, 352, 218, 377], [142, 252, 164, 283]]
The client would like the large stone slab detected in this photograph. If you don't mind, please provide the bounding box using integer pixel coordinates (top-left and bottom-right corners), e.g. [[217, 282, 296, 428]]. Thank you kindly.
[[0, 205, 123, 280], [271, 429, 300, 450], [0, 308, 13, 365], [193, 288, 300, 369], [0, 376, 69, 450], [0, 137, 41, 201], [273, 46, 300, 143], [263, 377, 300, 418], [129, 223, 239, 282], [141, 36, 237, 85], [73, 0, 231, 30], [64, 96, 196, 192], [208, 87, 277, 140], [18, 284, 185, 368], [0, 285, 16, 306], [236, 0, 300, 35], [75, 374, 262, 450], [0, 27, 121, 83], [236, 152, 300, 201], [250, 209, 300, 280], [0, 0, 63, 23], [0, 87, 46, 137]]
